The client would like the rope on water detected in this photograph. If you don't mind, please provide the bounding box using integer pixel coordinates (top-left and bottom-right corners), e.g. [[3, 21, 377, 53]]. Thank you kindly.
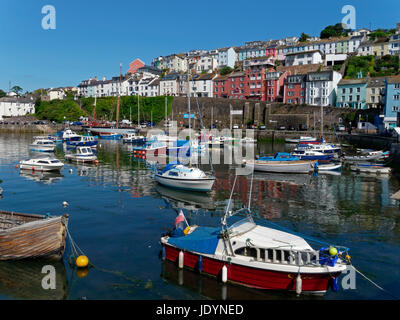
[[351, 265, 400, 300]]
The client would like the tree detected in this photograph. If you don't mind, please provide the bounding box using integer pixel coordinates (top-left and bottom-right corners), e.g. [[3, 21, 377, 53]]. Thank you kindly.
[[11, 85, 23, 96], [219, 66, 233, 75], [320, 23, 348, 39], [299, 32, 310, 42], [0, 89, 6, 98]]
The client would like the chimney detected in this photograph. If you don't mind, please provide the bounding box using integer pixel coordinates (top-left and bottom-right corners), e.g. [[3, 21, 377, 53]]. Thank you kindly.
[[103, 76, 106, 81]]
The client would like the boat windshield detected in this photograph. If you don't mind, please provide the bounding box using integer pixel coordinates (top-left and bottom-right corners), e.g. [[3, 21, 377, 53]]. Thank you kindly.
[[227, 216, 256, 237]]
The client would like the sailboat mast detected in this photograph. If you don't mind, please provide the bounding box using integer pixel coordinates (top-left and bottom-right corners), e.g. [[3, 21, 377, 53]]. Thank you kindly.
[[320, 105, 323, 138], [187, 63, 191, 136], [116, 62, 122, 128], [137, 94, 140, 127], [92, 94, 97, 127]]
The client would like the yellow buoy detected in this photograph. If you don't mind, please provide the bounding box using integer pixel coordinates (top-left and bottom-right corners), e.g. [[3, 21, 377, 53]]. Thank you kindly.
[[329, 247, 338, 256], [345, 254, 351, 261], [76, 255, 89, 268]]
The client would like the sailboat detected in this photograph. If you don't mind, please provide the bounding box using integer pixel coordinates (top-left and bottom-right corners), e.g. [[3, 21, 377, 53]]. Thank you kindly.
[[85, 63, 137, 136], [153, 65, 216, 192]]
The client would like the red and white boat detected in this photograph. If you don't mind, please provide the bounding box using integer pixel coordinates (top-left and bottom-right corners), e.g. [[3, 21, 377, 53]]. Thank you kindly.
[[133, 140, 167, 160], [161, 189, 350, 294]]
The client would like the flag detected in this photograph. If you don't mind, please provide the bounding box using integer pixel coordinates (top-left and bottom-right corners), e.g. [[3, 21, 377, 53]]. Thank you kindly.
[[174, 210, 185, 227]]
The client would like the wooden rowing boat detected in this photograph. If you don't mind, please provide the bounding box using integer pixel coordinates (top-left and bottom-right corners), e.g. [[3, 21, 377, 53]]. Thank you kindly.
[[0, 210, 68, 260]]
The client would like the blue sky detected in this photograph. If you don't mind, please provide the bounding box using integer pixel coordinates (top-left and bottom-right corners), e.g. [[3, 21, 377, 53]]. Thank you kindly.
[[0, 0, 399, 92]]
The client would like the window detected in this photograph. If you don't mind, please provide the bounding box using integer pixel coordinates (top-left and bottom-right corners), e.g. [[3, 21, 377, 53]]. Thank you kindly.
[[349, 88, 353, 94], [288, 84, 294, 89], [395, 84, 400, 89], [394, 95, 400, 100], [357, 87, 360, 93], [287, 91, 294, 96], [393, 106, 399, 112]]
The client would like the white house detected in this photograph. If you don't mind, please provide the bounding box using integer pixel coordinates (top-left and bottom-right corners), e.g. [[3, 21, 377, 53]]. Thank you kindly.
[[48, 88, 66, 100], [195, 55, 218, 73], [217, 47, 238, 69], [160, 73, 182, 96], [306, 70, 342, 107], [0, 97, 35, 119], [285, 50, 324, 66], [190, 73, 216, 97]]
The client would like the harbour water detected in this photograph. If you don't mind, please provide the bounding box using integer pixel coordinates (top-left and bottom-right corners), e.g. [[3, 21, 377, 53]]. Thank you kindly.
[[0, 133, 400, 300]]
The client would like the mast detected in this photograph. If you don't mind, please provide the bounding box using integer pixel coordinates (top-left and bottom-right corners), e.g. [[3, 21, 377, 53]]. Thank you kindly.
[[165, 96, 167, 125], [187, 63, 191, 137], [116, 62, 122, 128], [92, 94, 97, 127], [320, 105, 323, 138], [137, 94, 140, 127]]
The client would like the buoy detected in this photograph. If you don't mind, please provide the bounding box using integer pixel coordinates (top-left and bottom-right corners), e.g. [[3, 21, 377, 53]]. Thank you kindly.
[[76, 268, 89, 278], [221, 265, 228, 283], [296, 274, 302, 295], [69, 169, 73, 173], [15, 165, 18, 169], [161, 246, 166, 260], [62, 201, 69, 207], [178, 250, 184, 269], [76, 255, 89, 268], [329, 246, 338, 256], [345, 254, 351, 261], [331, 277, 339, 292]]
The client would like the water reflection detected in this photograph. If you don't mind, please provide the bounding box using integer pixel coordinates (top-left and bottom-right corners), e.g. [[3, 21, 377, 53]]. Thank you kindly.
[[19, 170, 64, 184], [0, 259, 68, 300]]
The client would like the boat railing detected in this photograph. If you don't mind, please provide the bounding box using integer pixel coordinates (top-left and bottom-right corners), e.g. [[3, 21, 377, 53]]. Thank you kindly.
[[239, 246, 324, 267]]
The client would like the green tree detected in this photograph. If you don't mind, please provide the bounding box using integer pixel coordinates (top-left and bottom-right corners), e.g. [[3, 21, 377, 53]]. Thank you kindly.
[[299, 32, 310, 42], [320, 23, 348, 39], [0, 89, 6, 98], [11, 85, 23, 96], [219, 66, 233, 75]]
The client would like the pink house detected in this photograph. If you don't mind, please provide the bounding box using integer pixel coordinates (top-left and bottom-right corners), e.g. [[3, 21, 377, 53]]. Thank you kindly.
[[127, 58, 145, 75]]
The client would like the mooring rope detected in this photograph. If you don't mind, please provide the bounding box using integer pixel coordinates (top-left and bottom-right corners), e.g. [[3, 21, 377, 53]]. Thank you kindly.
[[351, 265, 400, 300]]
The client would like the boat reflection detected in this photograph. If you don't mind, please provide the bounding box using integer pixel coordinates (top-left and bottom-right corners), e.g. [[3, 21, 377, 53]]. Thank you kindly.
[[19, 170, 64, 184], [156, 185, 216, 211], [0, 259, 68, 300], [160, 260, 321, 300]]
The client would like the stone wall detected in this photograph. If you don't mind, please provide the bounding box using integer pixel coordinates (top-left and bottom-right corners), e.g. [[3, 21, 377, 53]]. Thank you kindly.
[[171, 97, 354, 130]]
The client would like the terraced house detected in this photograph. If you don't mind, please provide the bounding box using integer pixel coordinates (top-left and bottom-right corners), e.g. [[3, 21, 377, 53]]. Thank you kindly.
[[336, 78, 367, 109], [306, 70, 342, 107], [383, 75, 400, 128], [366, 77, 386, 109]]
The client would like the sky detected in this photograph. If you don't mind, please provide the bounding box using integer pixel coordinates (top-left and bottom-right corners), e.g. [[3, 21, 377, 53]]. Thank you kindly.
[[0, 0, 399, 92]]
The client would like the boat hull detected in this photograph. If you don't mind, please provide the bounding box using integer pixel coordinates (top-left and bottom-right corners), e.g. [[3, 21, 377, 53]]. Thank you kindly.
[[19, 163, 64, 172], [162, 244, 339, 293], [65, 155, 97, 163], [246, 160, 315, 173], [0, 212, 68, 260], [154, 174, 215, 192], [29, 145, 55, 152]]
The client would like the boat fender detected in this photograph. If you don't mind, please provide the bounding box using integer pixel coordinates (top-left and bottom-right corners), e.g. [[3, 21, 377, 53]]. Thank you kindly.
[[331, 277, 339, 292], [63, 201, 69, 207], [76, 255, 89, 268], [296, 274, 302, 295], [15, 165, 18, 169], [69, 169, 73, 174], [198, 255, 203, 272], [222, 265, 228, 283], [178, 250, 184, 269], [161, 246, 166, 260]]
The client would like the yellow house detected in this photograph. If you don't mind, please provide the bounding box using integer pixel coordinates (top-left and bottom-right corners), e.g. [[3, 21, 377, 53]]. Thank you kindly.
[[371, 38, 390, 56]]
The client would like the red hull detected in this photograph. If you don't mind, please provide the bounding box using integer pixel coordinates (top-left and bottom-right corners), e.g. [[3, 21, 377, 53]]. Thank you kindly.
[[164, 244, 339, 293]]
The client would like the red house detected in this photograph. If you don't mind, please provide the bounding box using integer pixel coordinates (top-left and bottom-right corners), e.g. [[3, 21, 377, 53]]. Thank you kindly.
[[228, 71, 248, 99], [213, 75, 229, 98], [264, 70, 288, 102], [284, 74, 307, 104]]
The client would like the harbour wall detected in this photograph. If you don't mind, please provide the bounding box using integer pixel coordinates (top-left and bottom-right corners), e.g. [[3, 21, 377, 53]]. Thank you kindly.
[[171, 97, 355, 130]]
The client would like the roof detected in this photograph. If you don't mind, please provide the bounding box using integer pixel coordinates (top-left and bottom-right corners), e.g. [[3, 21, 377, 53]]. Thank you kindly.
[[338, 78, 368, 86], [0, 97, 34, 104], [367, 76, 387, 87], [284, 50, 324, 57], [213, 75, 229, 81], [228, 71, 246, 78], [276, 63, 322, 75], [387, 75, 400, 84]]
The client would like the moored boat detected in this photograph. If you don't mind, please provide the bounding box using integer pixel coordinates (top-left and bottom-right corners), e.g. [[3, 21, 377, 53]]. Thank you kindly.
[[122, 133, 146, 144], [350, 163, 391, 174], [66, 135, 98, 148], [62, 129, 81, 142], [160, 206, 350, 294], [285, 136, 317, 144], [154, 162, 216, 192], [98, 132, 122, 140], [65, 146, 98, 163], [29, 139, 56, 152], [19, 158, 64, 172], [0, 210, 68, 260], [133, 140, 167, 159], [291, 150, 333, 161], [316, 162, 342, 171], [244, 153, 316, 173]]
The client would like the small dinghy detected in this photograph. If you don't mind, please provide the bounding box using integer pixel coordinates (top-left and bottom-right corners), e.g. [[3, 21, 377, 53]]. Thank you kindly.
[[65, 146, 98, 163], [19, 158, 64, 172], [317, 162, 342, 171], [29, 139, 56, 152], [285, 136, 316, 144], [343, 153, 382, 162], [350, 163, 391, 174], [0, 210, 68, 260]]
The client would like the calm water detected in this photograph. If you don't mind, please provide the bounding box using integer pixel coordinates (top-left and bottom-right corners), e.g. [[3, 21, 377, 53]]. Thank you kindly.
[[0, 133, 400, 300]]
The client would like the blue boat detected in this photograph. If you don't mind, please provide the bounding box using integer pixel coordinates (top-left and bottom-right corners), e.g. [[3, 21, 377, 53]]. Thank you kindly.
[[66, 135, 98, 148], [291, 150, 333, 161], [258, 152, 301, 162], [167, 140, 191, 158], [99, 133, 122, 140]]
